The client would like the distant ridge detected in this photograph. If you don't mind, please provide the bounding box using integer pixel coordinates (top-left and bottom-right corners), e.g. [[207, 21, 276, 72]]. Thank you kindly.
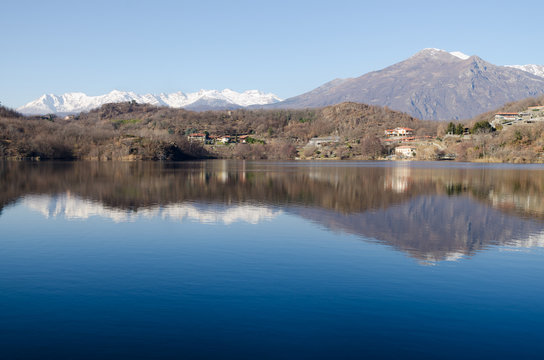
[[18, 89, 282, 115]]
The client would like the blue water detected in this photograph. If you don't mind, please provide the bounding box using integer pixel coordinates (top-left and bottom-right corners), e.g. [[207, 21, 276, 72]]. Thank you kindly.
[[1, 161, 544, 359]]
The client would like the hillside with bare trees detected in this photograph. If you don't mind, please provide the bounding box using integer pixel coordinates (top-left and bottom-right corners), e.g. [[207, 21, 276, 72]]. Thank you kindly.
[[0, 102, 438, 160], [437, 96, 544, 163]]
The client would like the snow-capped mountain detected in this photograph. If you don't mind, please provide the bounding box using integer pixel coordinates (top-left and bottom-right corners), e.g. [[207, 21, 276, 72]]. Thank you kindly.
[[268, 48, 544, 120], [413, 49, 544, 79], [417, 48, 471, 60], [505, 64, 544, 78], [18, 89, 282, 115]]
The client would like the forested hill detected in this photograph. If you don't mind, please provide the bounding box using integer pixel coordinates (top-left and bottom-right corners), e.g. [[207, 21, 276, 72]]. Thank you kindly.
[[0, 101, 437, 160], [76, 101, 432, 140]]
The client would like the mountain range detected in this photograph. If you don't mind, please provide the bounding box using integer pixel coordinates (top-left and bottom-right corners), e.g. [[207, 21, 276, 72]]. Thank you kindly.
[[17, 49, 544, 120], [18, 89, 282, 115]]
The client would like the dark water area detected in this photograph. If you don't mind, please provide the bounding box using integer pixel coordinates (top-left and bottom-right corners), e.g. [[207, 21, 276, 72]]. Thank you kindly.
[[1, 160, 544, 359]]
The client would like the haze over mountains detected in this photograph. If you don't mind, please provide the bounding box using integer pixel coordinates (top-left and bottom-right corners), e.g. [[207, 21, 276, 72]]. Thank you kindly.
[[17, 49, 544, 120]]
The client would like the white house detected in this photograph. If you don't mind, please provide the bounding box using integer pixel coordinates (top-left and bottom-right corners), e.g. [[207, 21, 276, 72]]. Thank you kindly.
[[395, 146, 416, 157], [384, 127, 415, 137], [187, 133, 208, 142], [307, 136, 340, 146], [219, 135, 231, 144]]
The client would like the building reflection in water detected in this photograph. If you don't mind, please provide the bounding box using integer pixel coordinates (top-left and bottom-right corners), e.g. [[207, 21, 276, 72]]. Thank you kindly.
[[384, 162, 412, 193]]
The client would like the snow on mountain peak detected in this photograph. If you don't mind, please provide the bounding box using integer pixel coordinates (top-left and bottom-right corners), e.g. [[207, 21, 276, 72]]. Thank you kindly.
[[505, 64, 544, 78], [419, 48, 445, 56], [417, 48, 470, 60], [449, 51, 470, 60], [17, 89, 283, 115]]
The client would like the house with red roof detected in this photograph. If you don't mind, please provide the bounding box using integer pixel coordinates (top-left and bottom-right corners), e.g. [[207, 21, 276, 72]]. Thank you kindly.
[[384, 127, 415, 137]]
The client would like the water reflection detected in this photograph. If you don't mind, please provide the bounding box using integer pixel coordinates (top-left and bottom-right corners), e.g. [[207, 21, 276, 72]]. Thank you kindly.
[[2, 160, 544, 262], [291, 196, 544, 263], [22, 194, 281, 224]]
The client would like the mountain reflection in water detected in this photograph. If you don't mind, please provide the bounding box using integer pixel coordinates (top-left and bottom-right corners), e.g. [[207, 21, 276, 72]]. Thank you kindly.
[[2, 160, 544, 262], [22, 194, 282, 224]]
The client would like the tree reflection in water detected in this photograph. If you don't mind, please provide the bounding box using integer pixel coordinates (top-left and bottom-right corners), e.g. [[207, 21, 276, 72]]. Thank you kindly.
[[2, 160, 544, 262]]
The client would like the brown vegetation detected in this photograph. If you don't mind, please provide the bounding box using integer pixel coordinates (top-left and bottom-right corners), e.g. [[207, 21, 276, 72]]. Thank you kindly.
[[469, 95, 544, 127], [435, 96, 544, 163], [0, 101, 439, 160], [0, 104, 22, 119], [4, 95, 542, 162]]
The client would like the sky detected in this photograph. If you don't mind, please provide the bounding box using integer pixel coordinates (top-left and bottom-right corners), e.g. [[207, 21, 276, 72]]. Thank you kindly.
[[2, 0, 544, 108]]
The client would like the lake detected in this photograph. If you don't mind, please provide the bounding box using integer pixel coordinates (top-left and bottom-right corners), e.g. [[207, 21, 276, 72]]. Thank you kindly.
[[1, 160, 544, 359]]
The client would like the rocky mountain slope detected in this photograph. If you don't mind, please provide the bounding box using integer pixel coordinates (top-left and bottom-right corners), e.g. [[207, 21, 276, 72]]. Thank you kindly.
[[269, 49, 544, 120], [16, 49, 544, 120]]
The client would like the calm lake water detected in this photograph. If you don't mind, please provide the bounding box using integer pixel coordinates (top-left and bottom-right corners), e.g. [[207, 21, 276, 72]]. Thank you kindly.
[[1, 160, 544, 359]]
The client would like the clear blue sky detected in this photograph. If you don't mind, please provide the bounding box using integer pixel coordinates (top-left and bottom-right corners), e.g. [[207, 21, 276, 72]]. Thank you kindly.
[[2, 0, 543, 108]]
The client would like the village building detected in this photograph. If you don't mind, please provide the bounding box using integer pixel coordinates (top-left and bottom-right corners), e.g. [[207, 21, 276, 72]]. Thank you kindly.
[[395, 145, 416, 158], [384, 129, 395, 136], [494, 112, 520, 122], [395, 127, 414, 136], [491, 106, 544, 128], [219, 135, 231, 144], [187, 133, 208, 142], [384, 127, 415, 137], [307, 136, 340, 147]]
